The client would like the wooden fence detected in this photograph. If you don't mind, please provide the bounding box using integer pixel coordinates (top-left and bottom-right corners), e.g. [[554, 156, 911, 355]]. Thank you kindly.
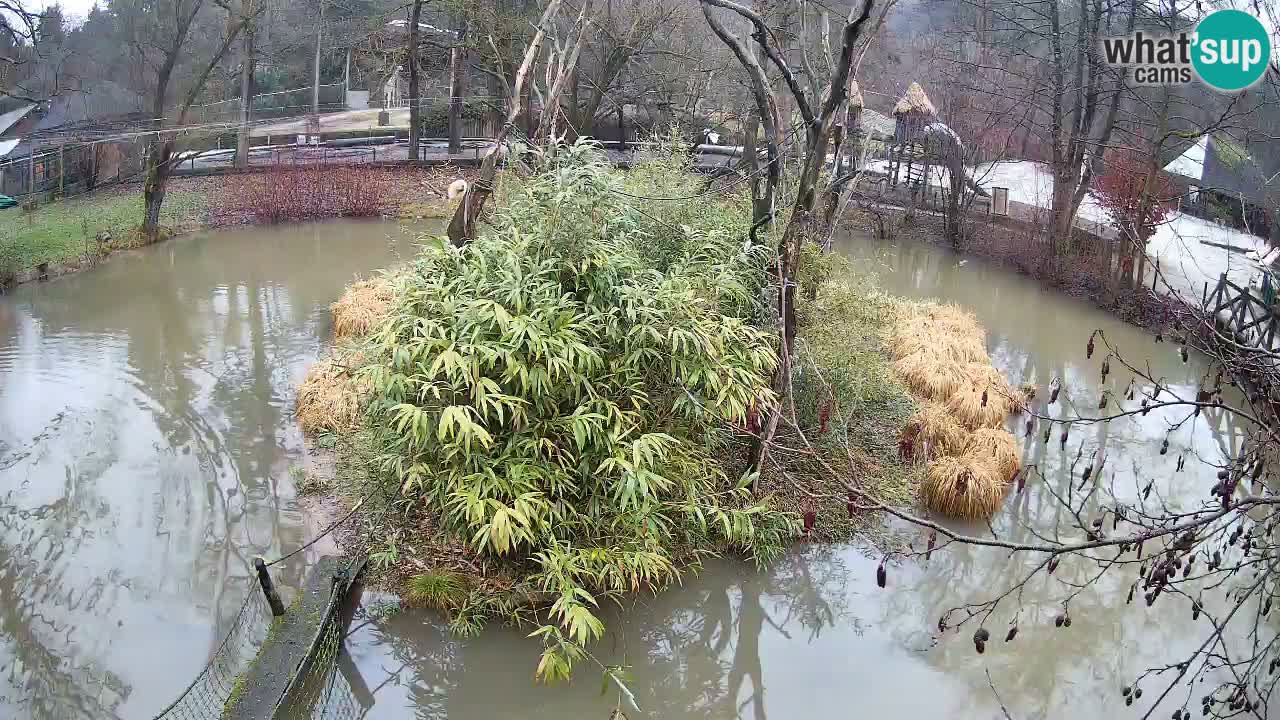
[[1205, 272, 1280, 350]]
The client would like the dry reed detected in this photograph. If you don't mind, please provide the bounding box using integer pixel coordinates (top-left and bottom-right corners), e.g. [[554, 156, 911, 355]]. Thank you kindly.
[[962, 428, 1021, 482], [922, 455, 1007, 519], [888, 299, 1022, 519], [893, 351, 967, 400], [945, 384, 1012, 429], [910, 403, 969, 457], [296, 354, 367, 434], [332, 278, 394, 339]]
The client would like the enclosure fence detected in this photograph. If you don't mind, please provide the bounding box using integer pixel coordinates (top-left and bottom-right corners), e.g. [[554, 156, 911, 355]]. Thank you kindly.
[[147, 577, 274, 720], [147, 485, 383, 720]]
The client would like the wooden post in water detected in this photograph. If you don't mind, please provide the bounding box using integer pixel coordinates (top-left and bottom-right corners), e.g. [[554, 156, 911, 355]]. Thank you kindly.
[[254, 557, 287, 616]]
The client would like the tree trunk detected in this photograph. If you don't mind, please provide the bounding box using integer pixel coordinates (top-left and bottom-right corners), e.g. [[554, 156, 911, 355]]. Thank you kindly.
[[236, 24, 255, 168], [566, 64, 581, 137], [407, 0, 423, 160], [447, 0, 562, 245], [448, 39, 464, 154], [521, 79, 534, 141], [312, 1, 323, 117], [142, 138, 174, 240], [1049, 168, 1078, 258]]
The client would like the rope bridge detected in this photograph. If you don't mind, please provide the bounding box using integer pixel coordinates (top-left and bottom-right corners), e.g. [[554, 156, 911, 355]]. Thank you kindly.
[[150, 491, 382, 720]]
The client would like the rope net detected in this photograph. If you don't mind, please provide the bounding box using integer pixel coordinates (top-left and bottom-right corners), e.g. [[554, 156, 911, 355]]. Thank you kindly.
[[150, 577, 274, 720]]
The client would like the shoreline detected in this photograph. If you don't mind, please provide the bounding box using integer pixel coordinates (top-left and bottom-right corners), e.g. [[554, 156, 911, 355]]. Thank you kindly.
[[0, 166, 471, 294], [848, 207, 1181, 335]]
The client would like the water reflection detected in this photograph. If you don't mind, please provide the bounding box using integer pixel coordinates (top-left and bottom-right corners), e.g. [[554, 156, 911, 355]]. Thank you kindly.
[[344, 230, 1252, 719], [0, 219, 429, 719], [346, 548, 873, 720]]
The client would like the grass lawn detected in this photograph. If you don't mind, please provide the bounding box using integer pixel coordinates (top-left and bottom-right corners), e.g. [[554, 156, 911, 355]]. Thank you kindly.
[[0, 188, 205, 273]]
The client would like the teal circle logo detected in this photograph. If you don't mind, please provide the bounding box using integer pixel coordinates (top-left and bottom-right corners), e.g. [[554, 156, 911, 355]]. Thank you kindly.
[[1192, 9, 1271, 91]]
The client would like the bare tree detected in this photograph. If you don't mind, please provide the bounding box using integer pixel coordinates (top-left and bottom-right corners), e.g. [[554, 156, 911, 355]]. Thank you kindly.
[[699, 0, 874, 470], [117, 0, 257, 238], [405, 0, 425, 160], [235, 0, 258, 168], [446, 0, 569, 245]]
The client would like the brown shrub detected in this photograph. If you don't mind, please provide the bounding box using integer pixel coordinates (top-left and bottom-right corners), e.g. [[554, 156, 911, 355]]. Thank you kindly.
[[220, 164, 389, 224]]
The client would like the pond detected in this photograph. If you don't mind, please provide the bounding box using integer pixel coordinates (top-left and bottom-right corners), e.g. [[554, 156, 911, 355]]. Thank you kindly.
[[338, 231, 1249, 720], [0, 222, 1247, 719], [0, 219, 427, 719]]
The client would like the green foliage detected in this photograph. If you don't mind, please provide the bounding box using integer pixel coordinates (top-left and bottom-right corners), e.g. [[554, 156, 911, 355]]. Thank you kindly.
[[359, 141, 796, 679], [794, 276, 916, 463], [1212, 135, 1249, 169], [759, 269, 921, 541], [407, 569, 468, 610]]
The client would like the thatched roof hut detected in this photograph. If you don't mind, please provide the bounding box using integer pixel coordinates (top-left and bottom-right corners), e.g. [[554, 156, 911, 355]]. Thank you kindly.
[[848, 79, 865, 110], [893, 82, 937, 145]]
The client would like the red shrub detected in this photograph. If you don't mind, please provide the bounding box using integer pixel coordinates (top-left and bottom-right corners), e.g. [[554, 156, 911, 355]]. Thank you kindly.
[[1094, 147, 1177, 243], [221, 164, 390, 224]]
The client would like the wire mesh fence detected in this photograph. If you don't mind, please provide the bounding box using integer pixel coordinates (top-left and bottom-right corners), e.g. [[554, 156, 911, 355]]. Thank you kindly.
[[149, 577, 274, 720], [274, 556, 371, 720]]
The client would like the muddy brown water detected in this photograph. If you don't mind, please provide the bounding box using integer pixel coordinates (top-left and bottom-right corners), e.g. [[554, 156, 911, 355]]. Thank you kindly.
[[0, 223, 1255, 719], [0, 219, 428, 719]]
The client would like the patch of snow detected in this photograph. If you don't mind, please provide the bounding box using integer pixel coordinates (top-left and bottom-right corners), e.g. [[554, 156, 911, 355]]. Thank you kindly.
[[923, 122, 961, 146], [1163, 136, 1206, 181], [1146, 214, 1270, 299], [385, 19, 455, 36], [878, 157, 1276, 300], [0, 139, 19, 157], [972, 160, 1112, 224]]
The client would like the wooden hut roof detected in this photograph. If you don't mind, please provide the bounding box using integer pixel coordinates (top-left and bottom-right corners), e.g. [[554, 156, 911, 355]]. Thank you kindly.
[[893, 82, 936, 116]]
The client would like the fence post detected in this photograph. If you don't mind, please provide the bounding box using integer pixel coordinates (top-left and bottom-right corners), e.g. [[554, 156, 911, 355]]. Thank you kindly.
[[254, 557, 287, 616]]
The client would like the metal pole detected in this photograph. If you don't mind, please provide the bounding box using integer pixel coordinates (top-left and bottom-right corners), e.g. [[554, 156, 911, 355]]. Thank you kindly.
[[254, 557, 287, 616]]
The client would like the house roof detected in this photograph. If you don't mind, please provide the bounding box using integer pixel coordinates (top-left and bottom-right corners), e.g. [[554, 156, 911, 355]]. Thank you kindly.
[[1162, 135, 1206, 181], [0, 138, 19, 158], [860, 108, 895, 139], [1201, 136, 1272, 205], [27, 82, 145, 135], [0, 104, 35, 135]]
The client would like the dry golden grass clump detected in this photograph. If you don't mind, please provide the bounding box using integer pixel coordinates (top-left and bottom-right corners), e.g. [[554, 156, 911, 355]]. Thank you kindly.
[[921, 455, 1008, 520], [945, 383, 1017, 430], [891, 330, 988, 364], [906, 402, 968, 457], [296, 354, 367, 434], [889, 300, 1023, 519], [889, 304, 988, 364], [962, 428, 1020, 482], [894, 352, 966, 400], [332, 277, 394, 339]]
